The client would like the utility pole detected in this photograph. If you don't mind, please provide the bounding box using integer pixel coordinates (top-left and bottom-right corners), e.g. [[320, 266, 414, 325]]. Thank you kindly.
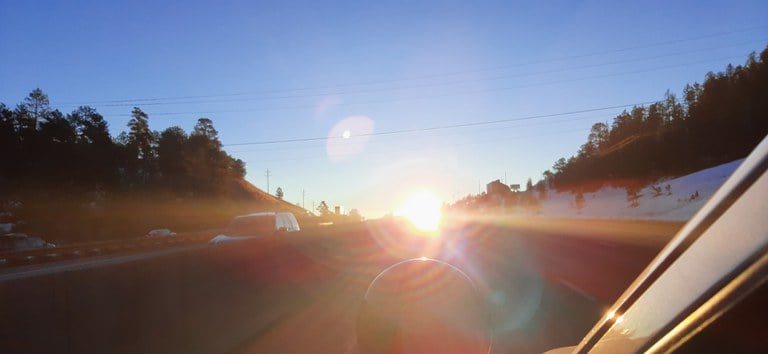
[[265, 169, 271, 194], [302, 189, 306, 209]]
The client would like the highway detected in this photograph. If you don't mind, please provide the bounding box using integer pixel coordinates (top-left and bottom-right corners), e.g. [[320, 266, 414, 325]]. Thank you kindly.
[[0, 217, 683, 354], [226, 218, 681, 354]]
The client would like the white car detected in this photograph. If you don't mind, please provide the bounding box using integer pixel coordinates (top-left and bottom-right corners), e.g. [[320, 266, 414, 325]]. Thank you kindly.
[[0, 223, 14, 233], [144, 229, 177, 238], [208, 212, 300, 245], [0, 233, 55, 252]]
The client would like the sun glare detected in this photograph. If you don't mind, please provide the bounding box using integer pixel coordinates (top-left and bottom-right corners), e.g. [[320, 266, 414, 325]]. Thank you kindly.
[[396, 192, 443, 233]]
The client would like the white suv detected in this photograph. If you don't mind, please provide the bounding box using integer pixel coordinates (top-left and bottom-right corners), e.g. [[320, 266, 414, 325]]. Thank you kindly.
[[209, 212, 300, 244]]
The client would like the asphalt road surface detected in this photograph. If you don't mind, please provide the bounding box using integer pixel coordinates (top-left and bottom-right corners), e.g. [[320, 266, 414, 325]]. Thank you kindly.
[[222, 217, 682, 354]]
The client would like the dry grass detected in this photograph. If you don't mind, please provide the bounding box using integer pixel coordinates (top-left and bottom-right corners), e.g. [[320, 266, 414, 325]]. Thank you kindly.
[[14, 191, 298, 244]]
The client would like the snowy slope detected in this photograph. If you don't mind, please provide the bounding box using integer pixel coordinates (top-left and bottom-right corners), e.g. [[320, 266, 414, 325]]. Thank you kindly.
[[536, 159, 744, 221]]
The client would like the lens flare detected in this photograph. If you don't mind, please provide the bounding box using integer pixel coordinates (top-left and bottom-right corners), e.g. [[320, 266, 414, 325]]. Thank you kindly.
[[357, 258, 491, 354], [326, 115, 375, 161], [397, 192, 443, 233]]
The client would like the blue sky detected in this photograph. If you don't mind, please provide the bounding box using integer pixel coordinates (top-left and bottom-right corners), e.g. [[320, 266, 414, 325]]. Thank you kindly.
[[1, 1, 767, 217]]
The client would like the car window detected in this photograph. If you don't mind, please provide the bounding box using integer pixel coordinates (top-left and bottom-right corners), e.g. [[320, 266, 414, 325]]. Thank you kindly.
[[288, 214, 300, 231], [276, 214, 286, 230]]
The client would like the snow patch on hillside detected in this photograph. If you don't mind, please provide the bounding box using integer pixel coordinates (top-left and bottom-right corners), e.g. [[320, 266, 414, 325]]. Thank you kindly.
[[538, 159, 744, 221]]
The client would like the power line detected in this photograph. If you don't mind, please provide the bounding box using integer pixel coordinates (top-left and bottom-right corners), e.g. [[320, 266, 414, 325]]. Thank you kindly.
[[110, 54, 746, 117], [241, 126, 589, 164], [136, 45, 761, 107], [65, 40, 764, 109], [223, 101, 660, 147], [227, 114, 615, 154], [56, 26, 767, 106]]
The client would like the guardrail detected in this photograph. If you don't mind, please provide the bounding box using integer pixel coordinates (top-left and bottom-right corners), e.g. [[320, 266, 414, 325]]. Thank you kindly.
[[0, 229, 222, 268]]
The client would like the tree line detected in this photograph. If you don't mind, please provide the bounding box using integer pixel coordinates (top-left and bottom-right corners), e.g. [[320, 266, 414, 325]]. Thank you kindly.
[[0, 90, 246, 197], [542, 45, 768, 190]]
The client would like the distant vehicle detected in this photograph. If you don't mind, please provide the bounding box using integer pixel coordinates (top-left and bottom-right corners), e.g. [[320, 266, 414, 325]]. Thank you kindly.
[[0, 233, 56, 252], [0, 223, 14, 233], [209, 212, 300, 245], [144, 229, 177, 238]]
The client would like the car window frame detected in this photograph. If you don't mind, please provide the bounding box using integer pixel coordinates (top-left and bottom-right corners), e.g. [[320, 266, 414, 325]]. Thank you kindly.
[[574, 135, 768, 353]]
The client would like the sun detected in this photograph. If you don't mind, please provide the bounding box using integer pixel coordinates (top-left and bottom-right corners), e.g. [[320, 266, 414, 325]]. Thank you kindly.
[[396, 192, 443, 233]]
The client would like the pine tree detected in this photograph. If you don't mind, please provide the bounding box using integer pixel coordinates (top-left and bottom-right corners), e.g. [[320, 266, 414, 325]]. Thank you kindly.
[[127, 107, 154, 161]]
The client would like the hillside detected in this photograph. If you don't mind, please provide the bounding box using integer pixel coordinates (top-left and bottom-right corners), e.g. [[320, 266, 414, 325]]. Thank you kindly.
[[1, 178, 307, 245], [233, 178, 307, 215], [547, 46, 768, 188], [535, 159, 743, 220]]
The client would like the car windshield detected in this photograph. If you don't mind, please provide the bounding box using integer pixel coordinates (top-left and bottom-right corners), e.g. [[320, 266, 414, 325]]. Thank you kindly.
[[1, 2, 767, 353]]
